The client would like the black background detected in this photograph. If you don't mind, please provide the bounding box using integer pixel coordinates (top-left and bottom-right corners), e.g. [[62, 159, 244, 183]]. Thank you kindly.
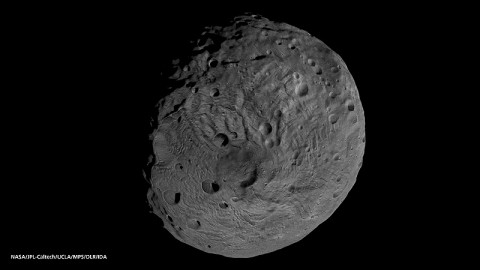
[[4, 2, 450, 267]]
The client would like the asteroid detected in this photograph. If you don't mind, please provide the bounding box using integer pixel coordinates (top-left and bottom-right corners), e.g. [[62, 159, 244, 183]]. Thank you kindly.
[[146, 13, 365, 258]]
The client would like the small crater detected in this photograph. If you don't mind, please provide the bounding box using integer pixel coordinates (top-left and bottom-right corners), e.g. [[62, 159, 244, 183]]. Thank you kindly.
[[187, 218, 201, 230], [219, 201, 229, 209], [210, 88, 220, 97], [275, 40, 283, 45], [307, 59, 315, 66], [214, 133, 229, 147], [333, 192, 340, 198], [328, 114, 339, 125], [293, 72, 301, 80], [288, 43, 296, 50], [295, 83, 309, 97], [331, 66, 340, 73], [201, 180, 215, 194], [275, 137, 281, 146], [329, 91, 339, 99], [209, 59, 218, 68], [259, 122, 273, 135], [175, 163, 184, 171], [347, 101, 355, 111], [163, 190, 179, 205], [265, 138, 274, 148], [274, 109, 282, 118]]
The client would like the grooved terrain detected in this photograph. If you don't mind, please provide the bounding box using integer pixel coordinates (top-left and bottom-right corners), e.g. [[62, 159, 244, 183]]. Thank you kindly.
[[146, 14, 365, 258]]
